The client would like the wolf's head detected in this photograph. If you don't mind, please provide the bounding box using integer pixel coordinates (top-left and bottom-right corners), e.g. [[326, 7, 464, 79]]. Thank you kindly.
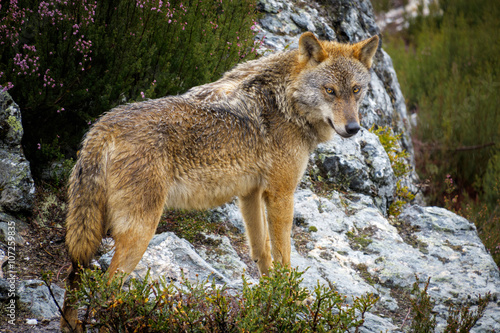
[[290, 32, 379, 140]]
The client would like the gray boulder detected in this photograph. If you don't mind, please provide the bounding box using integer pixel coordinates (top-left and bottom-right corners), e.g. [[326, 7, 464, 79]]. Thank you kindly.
[[309, 128, 396, 215], [98, 232, 248, 288], [0, 92, 35, 213], [105, 190, 499, 331], [18, 279, 65, 320]]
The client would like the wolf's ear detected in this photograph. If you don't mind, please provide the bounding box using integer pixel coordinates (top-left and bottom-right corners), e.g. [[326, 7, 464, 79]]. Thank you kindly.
[[298, 32, 327, 66], [353, 35, 379, 69]]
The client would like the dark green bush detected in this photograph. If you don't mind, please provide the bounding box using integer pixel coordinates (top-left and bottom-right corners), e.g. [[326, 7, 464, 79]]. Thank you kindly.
[[64, 265, 378, 332], [408, 275, 491, 333], [0, 0, 259, 175]]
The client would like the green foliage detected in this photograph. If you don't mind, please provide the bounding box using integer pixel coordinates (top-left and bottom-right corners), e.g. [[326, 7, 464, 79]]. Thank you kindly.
[[408, 275, 491, 333], [410, 276, 437, 332], [370, 126, 415, 216], [482, 153, 500, 209], [65, 265, 379, 332], [371, 126, 411, 179], [160, 209, 226, 244], [383, 0, 500, 207], [383, 0, 500, 266], [0, 0, 260, 175], [444, 292, 491, 333]]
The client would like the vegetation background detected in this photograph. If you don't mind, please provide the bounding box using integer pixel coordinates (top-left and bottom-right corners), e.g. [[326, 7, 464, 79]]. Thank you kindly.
[[0, 0, 260, 176], [374, 0, 500, 266]]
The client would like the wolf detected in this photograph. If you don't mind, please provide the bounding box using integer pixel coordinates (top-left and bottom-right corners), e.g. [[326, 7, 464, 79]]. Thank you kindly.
[[60, 32, 379, 331]]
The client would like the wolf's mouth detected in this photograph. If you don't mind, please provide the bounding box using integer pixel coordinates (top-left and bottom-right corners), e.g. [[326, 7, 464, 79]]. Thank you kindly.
[[327, 118, 335, 129], [327, 117, 355, 138]]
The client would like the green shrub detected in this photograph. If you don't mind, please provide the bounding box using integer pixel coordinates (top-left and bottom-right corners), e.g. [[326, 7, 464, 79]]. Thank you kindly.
[[0, 0, 260, 175], [409, 276, 437, 333], [370, 125, 415, 216], [408, 275, 491, 333], [64, 265, 378, 332]]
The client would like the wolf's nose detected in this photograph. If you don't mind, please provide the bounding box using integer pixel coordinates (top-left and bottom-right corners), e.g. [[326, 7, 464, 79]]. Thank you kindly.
[[345, 122, 360, 135]]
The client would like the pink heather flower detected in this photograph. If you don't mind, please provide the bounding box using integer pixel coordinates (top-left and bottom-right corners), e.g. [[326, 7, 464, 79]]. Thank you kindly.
[[141, 91, 145, 98], [37, 143, 41, 150]]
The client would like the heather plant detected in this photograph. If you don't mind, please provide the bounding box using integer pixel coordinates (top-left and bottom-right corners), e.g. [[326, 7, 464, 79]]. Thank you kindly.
[[0, 0, 260, 175], [62, 264, 378, 332], [409, 276, 437, 333], [406, 275, 491, 333]]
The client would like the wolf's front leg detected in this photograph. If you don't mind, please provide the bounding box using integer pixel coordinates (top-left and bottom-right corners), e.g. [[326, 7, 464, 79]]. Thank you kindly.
[[239, 188, 273, 275], [264, 191, 294, 267]]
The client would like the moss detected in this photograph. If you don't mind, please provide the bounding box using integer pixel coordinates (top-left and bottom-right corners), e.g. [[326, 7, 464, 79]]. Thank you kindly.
[[158, 209, 227, 245], [353, 263, 380, 286], [346, 226, 377, 252], [444, 240, 463, 252], [390, 219, 429, 255], [6, 115, 22, 134], [308, 226, 318, 233]]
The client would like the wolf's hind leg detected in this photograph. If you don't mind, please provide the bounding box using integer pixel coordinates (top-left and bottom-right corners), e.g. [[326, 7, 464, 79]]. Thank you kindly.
[[239, 188, 272, 275], [108, 225, 159, 277], [107, 181, 168, 278]]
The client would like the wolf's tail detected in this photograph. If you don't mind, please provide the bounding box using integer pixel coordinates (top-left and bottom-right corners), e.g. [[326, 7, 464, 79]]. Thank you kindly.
[[61, 137, 109, 332], [65, 141, 109, 268]]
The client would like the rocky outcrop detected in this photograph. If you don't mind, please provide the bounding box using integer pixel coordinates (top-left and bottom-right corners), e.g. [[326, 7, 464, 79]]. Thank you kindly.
[[307, 128, 396, 215], [106, 195, 499, 331], [0, 92, 35, 213]]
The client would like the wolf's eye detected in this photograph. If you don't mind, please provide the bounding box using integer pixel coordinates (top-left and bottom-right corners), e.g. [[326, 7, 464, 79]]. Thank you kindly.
[[353, 86, 361, 94], [325, 87, 335, 95]]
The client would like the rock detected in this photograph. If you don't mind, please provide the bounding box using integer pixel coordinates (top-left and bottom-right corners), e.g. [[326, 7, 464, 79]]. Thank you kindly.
[[0, 92, 35, 213], [398, 206, 499, 301], [0, 212, 28, 246], [197, 233, 249, 280], [0, 277, 14, 301], [99, 232, 249, 288], [116, 190, 499, 331], [309, 128, 396, 215], [18, 279, 65, 320], [104, 188, 499, 331], [290, 11, 316, 32]]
